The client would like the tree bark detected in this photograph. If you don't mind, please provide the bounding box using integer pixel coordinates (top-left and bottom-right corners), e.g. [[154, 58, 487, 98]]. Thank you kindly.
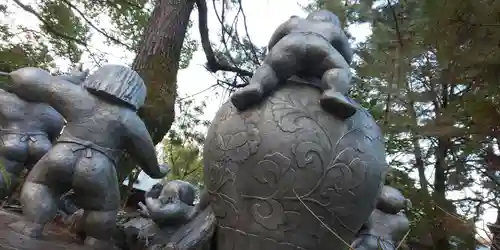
[[433, 138, 451, 249], [132, 0, 196, 145], [117, 0, 195, 196]]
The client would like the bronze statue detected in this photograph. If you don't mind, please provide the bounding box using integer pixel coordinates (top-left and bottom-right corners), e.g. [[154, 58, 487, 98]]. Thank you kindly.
[[204, 75, 388, 249], [0, 88, 65, 199], [230, 10, 356, 119], [5, 65, 168, 250], [350, 185, 411, 250], [138, 180, 199, 226]]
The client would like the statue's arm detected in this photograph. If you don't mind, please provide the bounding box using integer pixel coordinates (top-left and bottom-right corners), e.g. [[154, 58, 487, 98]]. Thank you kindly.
[[145, 197, 162, 211], [47, 113, 65, 143], [9, 67, 87, 118], [267, 17, 297, 49], [0, 89, 24, 112], [124, 114, 167, 179]]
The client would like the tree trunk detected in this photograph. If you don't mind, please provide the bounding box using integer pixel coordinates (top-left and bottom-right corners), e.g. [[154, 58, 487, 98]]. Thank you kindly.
[[133, 0, 196, 145], [117, 0, 195, 194], [432, 138, 451, 250]]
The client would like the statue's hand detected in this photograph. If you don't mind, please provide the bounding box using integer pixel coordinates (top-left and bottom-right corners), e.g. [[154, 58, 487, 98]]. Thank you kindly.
[[137, 202, 150, 217], [158, 164, 170, 178]]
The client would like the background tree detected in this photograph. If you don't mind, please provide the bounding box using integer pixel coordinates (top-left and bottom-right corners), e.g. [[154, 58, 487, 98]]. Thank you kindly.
[[2, 0, 257, 181], [161, 97, 209, 188], [307, 0, 500, 248]]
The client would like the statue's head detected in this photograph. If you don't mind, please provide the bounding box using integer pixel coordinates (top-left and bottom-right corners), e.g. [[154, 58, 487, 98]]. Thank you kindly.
[[306, 10, 341, 26], [376, 185, 406, 214], [82, 64, 146, 110], [158, 180, 196, 206]]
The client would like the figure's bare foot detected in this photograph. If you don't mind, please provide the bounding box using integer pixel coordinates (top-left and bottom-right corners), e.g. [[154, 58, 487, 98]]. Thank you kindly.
[[230, 84, 264, 111], [8, 220, 44, 238], [320, 89, 357, 119]]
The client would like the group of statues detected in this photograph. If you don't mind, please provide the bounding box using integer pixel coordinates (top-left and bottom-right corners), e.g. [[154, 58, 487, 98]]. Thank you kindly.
[[0, 64, 168, 249], [0, 9, 410, 250]]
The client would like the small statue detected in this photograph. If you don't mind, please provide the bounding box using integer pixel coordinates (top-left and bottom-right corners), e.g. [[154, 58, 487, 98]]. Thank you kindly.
[[230, 10, 356, 119], [138, 180, 204, 227], [0, 88, 65, 199], [6, 65, 168, 250], [350, 185, 411, 250]]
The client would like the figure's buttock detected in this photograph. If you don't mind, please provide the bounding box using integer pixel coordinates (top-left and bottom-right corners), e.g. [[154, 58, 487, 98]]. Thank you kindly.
[[57, 134, 122, 166], [0, 129, 49, 163], [274, 32, 337, 76]]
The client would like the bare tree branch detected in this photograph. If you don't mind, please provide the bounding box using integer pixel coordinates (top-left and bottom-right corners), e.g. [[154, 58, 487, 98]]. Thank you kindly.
[[59, 0, 133, 50], [236, 0, 261, 65], [195, 0, 253, 77], [212, 0, 237, 66]]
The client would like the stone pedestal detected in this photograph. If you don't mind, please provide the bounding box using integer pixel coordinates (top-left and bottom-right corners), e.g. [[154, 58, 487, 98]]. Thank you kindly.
[[118, 206, 216, 250], [0, 209, 89, 250]]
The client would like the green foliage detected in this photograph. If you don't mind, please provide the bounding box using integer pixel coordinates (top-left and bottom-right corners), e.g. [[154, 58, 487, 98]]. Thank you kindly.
[[179, 21, 198, 69], [161, 98, 210, 188], [5, 0, 196, 68], [0, 7, 56, 72], [38, 0, 90, 61], [308, 0, 500, 248], [0, 160, 10, 193]]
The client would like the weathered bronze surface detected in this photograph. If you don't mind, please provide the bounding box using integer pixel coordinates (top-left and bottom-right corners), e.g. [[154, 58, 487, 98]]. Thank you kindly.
[[0, 89, 65, 199], [230, 10, 357, 120], [138, 180, 198, 227], [203, 78, 388, 250], [5, 65, 167, 249], [0, 67, 88, 199], [350, 185, 410, 250]]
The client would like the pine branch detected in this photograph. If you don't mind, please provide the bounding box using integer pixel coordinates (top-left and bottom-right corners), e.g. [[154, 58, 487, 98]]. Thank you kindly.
[[195, 0, 253, 78], [59, 0, 133, 50], [386, 0, 403, 47], [12, 0, 89, 47], [236, 0, 260, 65]]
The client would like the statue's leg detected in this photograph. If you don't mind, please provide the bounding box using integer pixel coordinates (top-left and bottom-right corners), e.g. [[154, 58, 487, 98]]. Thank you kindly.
[[71, 151, 120, 249], [9, 144, 75, 238], [316, 48, 357, 119], [26, 134, 52, 169], [81, 210, 119, 250], [319, 68, 357, 119], [231, 37, 302, 111]]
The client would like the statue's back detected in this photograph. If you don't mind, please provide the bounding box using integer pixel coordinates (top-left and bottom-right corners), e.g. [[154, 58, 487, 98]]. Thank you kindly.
[[203, 80, 387, 250]]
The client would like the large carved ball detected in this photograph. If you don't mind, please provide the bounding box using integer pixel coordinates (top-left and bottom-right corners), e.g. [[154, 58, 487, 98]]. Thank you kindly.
[[203, 84, 388, 250]]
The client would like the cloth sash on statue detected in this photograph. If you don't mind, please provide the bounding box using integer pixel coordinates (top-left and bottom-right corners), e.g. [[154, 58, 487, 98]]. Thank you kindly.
[[0, 128, 47, 142], [57, 134, 122, 166]]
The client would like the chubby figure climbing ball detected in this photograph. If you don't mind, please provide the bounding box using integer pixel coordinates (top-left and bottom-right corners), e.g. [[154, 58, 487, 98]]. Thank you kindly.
[[230, 10, 356, 119]]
